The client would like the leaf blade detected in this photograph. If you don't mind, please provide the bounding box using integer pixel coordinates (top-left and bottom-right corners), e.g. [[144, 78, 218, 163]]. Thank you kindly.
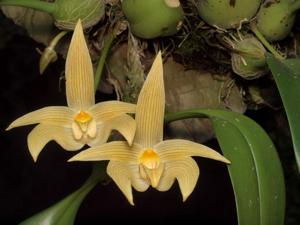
[[165, 109, 285, 225], [212, 118, 260, 225], [19, 162, 106, 225], [266, 54, 300, 171], [210, 110, 285, 225]]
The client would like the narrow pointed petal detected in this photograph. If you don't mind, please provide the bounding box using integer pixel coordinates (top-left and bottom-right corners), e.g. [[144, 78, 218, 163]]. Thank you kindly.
[[28, 124, 84, 162], [105, 114, 136, 146], [155, 139, 230, 164], [107, 162, 149, 205], [134, 51, 165, 147], [6, 106, 74, 130], [87, 114, 135, 147], [157, 158, 200, 201], [107, 161, 134, 205], [65, 20, 94, 110], [89, 101, 136, 122], [68, 141, 141, 163]]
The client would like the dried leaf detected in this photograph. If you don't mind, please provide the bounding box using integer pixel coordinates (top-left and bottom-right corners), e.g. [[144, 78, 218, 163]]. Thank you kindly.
[[1, 5, 55, 45], [164, 57, 246, 142]]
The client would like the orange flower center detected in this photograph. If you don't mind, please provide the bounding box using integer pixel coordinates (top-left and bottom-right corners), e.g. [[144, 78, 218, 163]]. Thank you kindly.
[[74, 111, 92, 123], [139, 148, 160, 169]]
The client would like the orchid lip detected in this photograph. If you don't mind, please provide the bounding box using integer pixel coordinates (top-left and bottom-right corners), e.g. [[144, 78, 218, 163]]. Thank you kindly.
[[72, 111, 97, 141]]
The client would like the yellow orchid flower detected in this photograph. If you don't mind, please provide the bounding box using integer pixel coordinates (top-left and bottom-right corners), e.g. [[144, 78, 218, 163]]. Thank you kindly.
[[6, 20, 136, 162], [69, 51, 230, 205]]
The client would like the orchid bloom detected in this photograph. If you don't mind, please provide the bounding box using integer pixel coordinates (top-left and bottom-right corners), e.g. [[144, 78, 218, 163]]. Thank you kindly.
[[6, 20, 136, 161], [69, 52, 230, 205]]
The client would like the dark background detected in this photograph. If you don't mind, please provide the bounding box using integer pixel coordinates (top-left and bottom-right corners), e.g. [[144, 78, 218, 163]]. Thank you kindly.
[[0, 11, 299, 225]]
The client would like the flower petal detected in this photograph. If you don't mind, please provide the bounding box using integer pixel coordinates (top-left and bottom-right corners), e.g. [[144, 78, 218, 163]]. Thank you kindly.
[[107, 161, 134, 205], [134, 51, 165, 147], [142, 163, 164, 188], [68, 141, 141, 163], [155, 139, 230, 164], [87, 123, 111, 147], [82, 113, 136, 147], [105, 114, 136, 146], [72, 122, 84, 140], [87, 119, 97, 138], [28, 124, 84, 162], [65, 20, 95, 110], [107, 162, 149, 205], [6, 106, 74, 130], [157, 158, 199, 201], [156, 164, 175, 192], [129, 164, 150, 192], [89, 101, 136, 122]]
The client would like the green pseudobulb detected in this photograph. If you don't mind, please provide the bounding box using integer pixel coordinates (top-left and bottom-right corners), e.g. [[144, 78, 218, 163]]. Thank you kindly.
[[256, 0, 299, 41], [231, 37, 268, 79], [121, 0, 183, 39], [0, 0, 105, 30], [196, 0, 261, 29], [54, 0, 105, 30]]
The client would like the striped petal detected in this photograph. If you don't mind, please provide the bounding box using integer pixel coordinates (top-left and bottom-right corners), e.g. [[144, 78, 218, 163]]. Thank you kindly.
[[87, 113, 136, 147], [134, 52, 165, 147], [107, 161, 134, 205], [155, 139, 230, 164], [87, 123, 111, 147], [157, 158, 199, 201], [28, 124, 84, 162], [68, 141, 141, 163], [104, 114, 136, 146], [65, 20, 95, 111], [107, 162, 149, 205], [156, 164, 175, 191], [6, 106, 74, 130], [89, 101, 136, 122]]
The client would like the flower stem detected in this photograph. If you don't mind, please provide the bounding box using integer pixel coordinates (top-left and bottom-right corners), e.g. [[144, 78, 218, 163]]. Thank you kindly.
[[94, 32, 115, 92], [89, 161, 108, 183], [250, 22, 285, 60], [56, 162, 107, 219], [0, 0, 56, 14], [49, 31, 68, 49], [165, 109, 207, 123], [39, 31, 68, 74], [51, 161, 107, 211], [64, 162, 106, 206]]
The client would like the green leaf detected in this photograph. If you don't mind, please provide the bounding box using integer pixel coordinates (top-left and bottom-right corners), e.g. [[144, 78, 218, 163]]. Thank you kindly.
[[212, 118, 260, 225], [19, 162, 106, 225], [165, 109, 285, 225], [266, 53, 300, 171]]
